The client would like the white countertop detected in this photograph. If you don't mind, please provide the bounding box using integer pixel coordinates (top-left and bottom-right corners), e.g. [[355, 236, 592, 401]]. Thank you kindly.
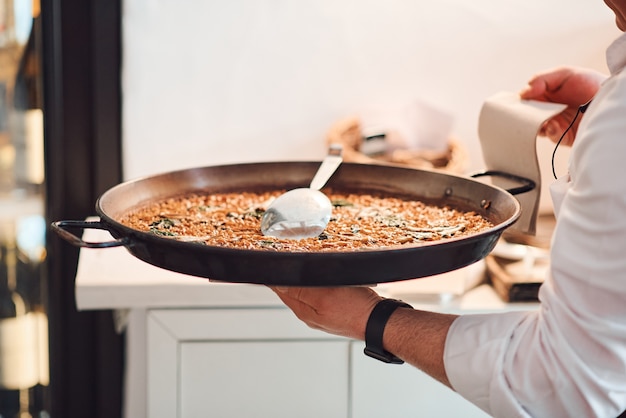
[[74, 226, 278, 310], [74, 219, 538, 313]]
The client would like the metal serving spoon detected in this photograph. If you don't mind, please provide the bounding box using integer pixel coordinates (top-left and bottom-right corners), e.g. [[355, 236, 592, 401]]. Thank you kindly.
[[260, 144, 343, 239]]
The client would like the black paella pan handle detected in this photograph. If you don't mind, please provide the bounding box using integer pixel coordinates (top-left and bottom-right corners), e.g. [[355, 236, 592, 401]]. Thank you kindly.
[[471, 170, 535, 195], [51, 220, 129, 248]]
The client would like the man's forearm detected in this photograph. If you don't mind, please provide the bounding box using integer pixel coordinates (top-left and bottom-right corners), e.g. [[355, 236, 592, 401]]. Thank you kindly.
[[382, 308, 459, 387]]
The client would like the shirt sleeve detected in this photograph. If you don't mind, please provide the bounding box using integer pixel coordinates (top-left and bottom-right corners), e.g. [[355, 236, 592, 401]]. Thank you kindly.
[[444, 311, 534, 417], [443, 64, 626, 418]]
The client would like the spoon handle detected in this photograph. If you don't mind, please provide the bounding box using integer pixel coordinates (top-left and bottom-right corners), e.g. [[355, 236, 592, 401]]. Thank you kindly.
[[310, 144, 343, 190]]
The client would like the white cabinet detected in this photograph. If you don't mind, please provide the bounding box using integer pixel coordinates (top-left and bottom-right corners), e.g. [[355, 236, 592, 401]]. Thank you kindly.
[[146, 308, 489, 418], [147, 308, 350, 418], [350, 344, 488, 418]]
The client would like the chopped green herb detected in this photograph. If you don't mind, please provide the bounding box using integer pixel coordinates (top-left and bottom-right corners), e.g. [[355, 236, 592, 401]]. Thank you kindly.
[[377, 215, 406, 227], [196, 205, 220, 212], [150, 228, 176, 237], [243, 208, 265, 219], [258, 240, 283, 249], [149, 218, 178, 229], [332, 199, 353, 207]]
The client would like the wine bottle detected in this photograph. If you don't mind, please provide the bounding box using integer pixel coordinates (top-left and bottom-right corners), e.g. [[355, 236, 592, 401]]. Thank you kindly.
[[0, 231, 37, 418]]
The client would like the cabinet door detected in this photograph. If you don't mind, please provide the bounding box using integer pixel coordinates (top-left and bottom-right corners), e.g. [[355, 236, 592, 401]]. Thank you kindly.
[[147, 308, 350, 418], [350, 343, 489, 418]]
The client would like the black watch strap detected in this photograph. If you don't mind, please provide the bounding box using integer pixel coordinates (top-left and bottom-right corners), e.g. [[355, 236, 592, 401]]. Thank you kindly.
[[364, 298, 412, 364]]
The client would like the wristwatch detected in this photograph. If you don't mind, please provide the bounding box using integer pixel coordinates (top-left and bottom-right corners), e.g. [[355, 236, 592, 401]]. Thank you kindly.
[[364, 298, 413, 364]]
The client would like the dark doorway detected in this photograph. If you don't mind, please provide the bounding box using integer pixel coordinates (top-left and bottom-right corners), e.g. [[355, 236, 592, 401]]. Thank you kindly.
[[42, 0, 124, 416]]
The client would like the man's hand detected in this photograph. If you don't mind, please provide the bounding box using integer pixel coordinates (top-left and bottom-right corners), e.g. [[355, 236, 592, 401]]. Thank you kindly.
[[270, 286, 382, 341], [520, 66, 606, 146], [271, 285, 457, 387]]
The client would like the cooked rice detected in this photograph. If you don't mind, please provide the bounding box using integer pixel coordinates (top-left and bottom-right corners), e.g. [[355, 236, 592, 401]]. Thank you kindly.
[[119, 189, 493, 252]]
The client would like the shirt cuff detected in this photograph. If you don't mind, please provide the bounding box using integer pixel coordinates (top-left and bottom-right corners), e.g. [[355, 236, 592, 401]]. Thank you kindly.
[[444, 311, 531, 417]]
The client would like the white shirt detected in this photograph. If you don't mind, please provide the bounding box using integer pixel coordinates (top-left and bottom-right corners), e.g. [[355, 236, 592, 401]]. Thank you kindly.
[[444, 32, 626, 418]]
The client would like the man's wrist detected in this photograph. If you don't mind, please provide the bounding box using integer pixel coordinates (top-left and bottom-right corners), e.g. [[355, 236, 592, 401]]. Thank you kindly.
[[364, 298, 413, 364]]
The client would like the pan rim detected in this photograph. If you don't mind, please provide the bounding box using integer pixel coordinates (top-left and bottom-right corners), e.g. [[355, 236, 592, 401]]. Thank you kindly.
[[96, 161, 521, 256]]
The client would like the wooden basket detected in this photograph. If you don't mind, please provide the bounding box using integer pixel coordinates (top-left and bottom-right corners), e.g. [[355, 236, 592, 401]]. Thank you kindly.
[[326, 117, 467, 174]]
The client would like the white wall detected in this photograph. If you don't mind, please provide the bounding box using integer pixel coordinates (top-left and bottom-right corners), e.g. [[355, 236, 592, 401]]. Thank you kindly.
[[122, 0, 620, 180]]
